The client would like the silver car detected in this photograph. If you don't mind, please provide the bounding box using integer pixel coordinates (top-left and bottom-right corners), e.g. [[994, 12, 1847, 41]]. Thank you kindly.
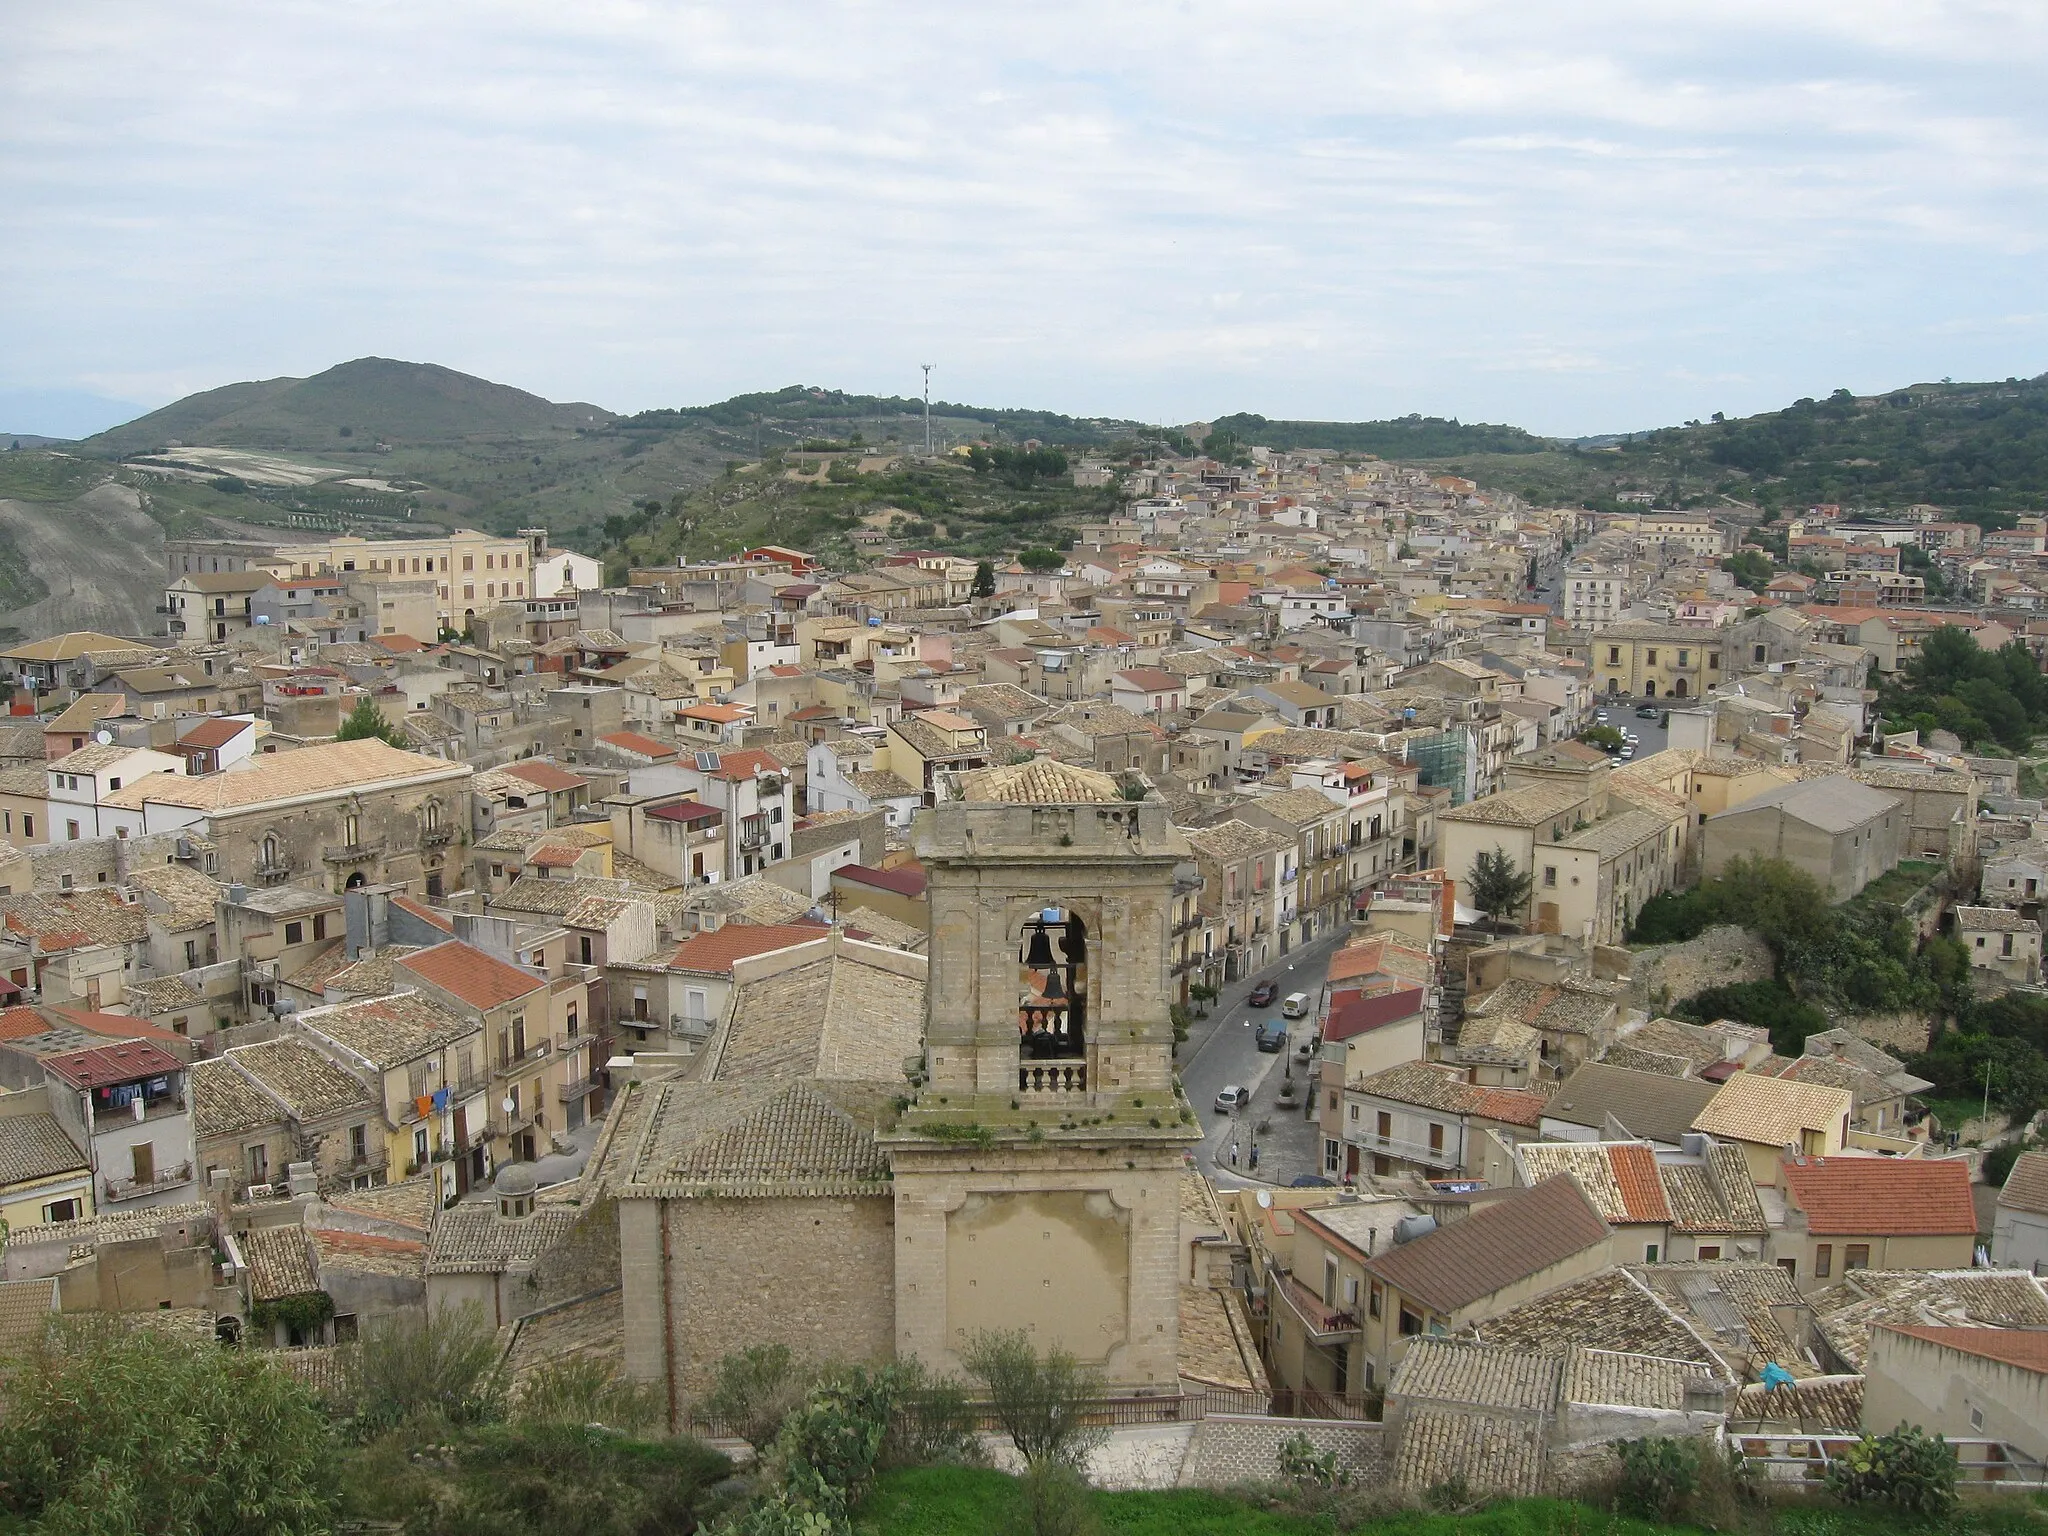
[[1214, 1085, 1249, 1113]]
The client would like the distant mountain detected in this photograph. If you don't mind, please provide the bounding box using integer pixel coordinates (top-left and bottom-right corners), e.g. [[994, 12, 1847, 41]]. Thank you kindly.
[[617, 384, 1139, 448], [86, 358, 613, 454]]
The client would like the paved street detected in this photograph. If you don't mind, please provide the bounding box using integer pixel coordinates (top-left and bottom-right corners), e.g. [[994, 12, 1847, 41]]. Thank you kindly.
[[1176, 925, 1349, 1191]]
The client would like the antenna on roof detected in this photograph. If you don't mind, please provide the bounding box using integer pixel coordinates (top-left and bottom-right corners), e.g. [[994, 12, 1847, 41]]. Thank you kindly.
[[695, 750, 720, 772]]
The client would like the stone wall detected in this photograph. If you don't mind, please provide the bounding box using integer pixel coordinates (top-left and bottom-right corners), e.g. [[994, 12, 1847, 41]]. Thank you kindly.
[[620, 1192, 896, 1418], [1628, 925, 1774, 1012]]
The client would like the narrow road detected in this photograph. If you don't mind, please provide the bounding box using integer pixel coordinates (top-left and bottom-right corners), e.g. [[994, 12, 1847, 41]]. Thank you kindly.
[[1177, 926, 1350, 1189]]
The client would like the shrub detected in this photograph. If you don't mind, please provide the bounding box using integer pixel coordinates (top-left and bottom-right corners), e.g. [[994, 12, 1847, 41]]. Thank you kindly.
[[1005, 1459, 1097, 1536], [349, 1302, 504, 1436], [1275, 1431, 1348, 1490], [416, 1422, 733, 1536], [879, 1357, 977, 1469], [514, 1355, 665, 1435], [704, 1342, 813, 1449], [1822, 1422, 1958, 1516], [961, 1329, 1108, 1470], [1614, 1435, 1701, 1521], [0, 1317, 337, 1534]]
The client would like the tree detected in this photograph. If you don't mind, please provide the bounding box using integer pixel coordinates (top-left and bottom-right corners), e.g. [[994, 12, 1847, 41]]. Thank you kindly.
[[349, 1301, 505, 1435], [960, 1328, 1108, 1470], [1016, 547, 1065, 573], [972, 559, 996, 598], [336, 693, 406, 748], [0, 1318, 338, 1534], [1466, 846, 1532, 931], [703, 1342, 812, 1450]]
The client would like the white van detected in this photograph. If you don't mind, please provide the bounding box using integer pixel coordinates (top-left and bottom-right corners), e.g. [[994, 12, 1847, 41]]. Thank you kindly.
[[1281, 991, 1311, 1019]]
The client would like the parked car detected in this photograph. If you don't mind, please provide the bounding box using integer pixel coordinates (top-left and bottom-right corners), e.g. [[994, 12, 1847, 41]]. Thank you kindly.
[[1215, 1085, 1250, 1112], [1636, 704, 1660, 719], [1256, 1019, 1288, 1052], [1290, 1175, 1335, 1188], [1247, 981, 1278, 1007], [1281, 991, 1311, 1019]]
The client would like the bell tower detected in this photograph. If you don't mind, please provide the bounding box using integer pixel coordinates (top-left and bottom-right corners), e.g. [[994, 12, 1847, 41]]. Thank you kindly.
[[886, 760, 1201, 1388]]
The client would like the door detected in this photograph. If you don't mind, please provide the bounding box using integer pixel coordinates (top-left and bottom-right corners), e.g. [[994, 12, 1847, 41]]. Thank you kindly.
[[453, 1106, 470, 1194], [131, 1142, 155, 1186]]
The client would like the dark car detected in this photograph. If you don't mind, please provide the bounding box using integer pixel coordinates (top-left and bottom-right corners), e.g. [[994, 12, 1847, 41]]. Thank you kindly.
[[1248, 981, 1278, 1007], [1289, 1175, 1336, 1188]]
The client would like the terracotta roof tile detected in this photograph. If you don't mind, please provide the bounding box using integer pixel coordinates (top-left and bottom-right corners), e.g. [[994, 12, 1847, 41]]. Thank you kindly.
[[397, 941, 547, 1011], [669, 921, 828, 974], [1781, 1155, 1979, 1236], [1363, 1176, 1609, 1314]]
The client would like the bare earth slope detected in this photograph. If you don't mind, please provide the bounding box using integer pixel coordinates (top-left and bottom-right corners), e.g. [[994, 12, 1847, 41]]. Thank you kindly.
[[0, 480, 163, 638]]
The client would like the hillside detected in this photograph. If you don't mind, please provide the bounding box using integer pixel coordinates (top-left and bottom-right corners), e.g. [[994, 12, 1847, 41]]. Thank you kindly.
[[1206, 412, 1551, 457], [87, 357, 612, 453]]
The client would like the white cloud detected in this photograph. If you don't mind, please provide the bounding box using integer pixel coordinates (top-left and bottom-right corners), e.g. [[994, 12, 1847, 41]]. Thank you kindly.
[[1, 1, 2043, 435]]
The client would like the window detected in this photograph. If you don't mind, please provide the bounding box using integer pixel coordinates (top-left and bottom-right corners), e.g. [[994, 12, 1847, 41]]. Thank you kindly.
[[1543, 865, 1557, 887], [1323, 1254, 1340, 1307], [43, 1197, 81, 1224], [343, 813, 360, 847], [1376, 1111, 1392, 1140], [261, 833, 279, 868], [414, 1127, 429, 1166], [1753, 644, 1766, 663], [1348, 1102, 1358, 1120], [1644, 1243, 1659, 1263], [1607, 647, 1620, 664], [65, 820, 79, 840], [246, 1144, 268, 1184], [1815, 1243, 1832, 1278], [1698, 1244, 1721, 1261], [21, 815, 30, 838], [1427, 1123, 1444, 1152], [1676, 650, 1689, 666], [314, 913, 327, 941], [579, 935, 593, 965], [1369, 1282, 1382, 1319], [1645, 648, 1658, 665], [350, 1124, 367, 1164], [285, 921, 304, 945], [1845, 1244, 1870, 1270], [1398, 1307, 1423, 1337]]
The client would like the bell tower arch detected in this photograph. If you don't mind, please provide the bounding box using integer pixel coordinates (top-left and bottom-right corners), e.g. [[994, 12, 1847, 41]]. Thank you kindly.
[[887, 760, 1201, 1388]]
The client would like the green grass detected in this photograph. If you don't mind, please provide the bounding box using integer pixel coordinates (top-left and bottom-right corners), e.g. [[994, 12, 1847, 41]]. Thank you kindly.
[[852, 1466, 2048, 1536], [0, 450, 112, 502], [1846, 860, 1942, 911]]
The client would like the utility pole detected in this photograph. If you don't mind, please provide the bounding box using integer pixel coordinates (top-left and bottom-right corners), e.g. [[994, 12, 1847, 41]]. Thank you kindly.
[[920, 364, 933, 457]]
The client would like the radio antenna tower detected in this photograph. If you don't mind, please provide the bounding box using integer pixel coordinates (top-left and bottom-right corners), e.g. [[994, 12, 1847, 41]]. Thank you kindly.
[[920, 364, 934, 456]]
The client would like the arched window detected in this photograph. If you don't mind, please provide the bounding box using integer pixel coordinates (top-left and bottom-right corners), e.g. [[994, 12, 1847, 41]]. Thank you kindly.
[[261, 833, 279, 870], [424, 799, 441, 832]]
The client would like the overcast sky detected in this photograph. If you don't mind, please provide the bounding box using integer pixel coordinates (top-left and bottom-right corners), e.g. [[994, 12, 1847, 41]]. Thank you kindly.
[[5, 1, 2045, 438]]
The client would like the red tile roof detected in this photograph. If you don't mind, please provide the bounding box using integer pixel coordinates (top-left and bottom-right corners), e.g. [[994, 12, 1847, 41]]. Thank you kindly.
[[1884, 1325, 2048, 1373], [1607, 1141, 1675, 1224], [372, 634, 427, 653], [832, 862, 927, 898], [1323, 987, 1426, 1043], [598, 731, 677, 760], [43, 1038, 184, 1089], [1780, 1155, 1979, 1236], [399, 941, 546, 1011], [500, 760, 588, 793], [528, 845, 583, 869], [1470, 1086, 1548, 1129], [0, 1005, 52, 1041], [179, 717, 251, 750], [390, 895, 454, 933], [669, 921, 828, 974], [710, 748, 783, 782]]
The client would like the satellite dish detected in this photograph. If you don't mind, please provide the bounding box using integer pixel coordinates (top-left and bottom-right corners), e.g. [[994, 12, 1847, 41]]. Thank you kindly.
[[1256, 1189, 1272, 1209], [94, 730, 113, 745]]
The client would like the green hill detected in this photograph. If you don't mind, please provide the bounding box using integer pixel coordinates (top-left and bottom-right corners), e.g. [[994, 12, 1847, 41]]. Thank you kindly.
[[87, 357, 612, 453], [1207, 412, 1552, 457]]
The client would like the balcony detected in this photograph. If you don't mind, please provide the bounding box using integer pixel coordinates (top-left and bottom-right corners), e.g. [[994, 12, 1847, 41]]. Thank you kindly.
[[1277, 1273, 1361, 1342], [498, 1039, 552, 1071], [737, 819, 770, 851], [254, 862, 292, 886], [322, 841, 385, 868], [1356, 1131, 1458, 1169], [1172, 914, 1202, 937], [1017, 1061, 1088, 1097], [419, 827, 453, 848], [488, 1103, 541, 1139], [104, 1161, 194, 1202], [557, 1075, 596, 1103], [95, 1092, 187, 1127], [1172, 953, 1202, 976]]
